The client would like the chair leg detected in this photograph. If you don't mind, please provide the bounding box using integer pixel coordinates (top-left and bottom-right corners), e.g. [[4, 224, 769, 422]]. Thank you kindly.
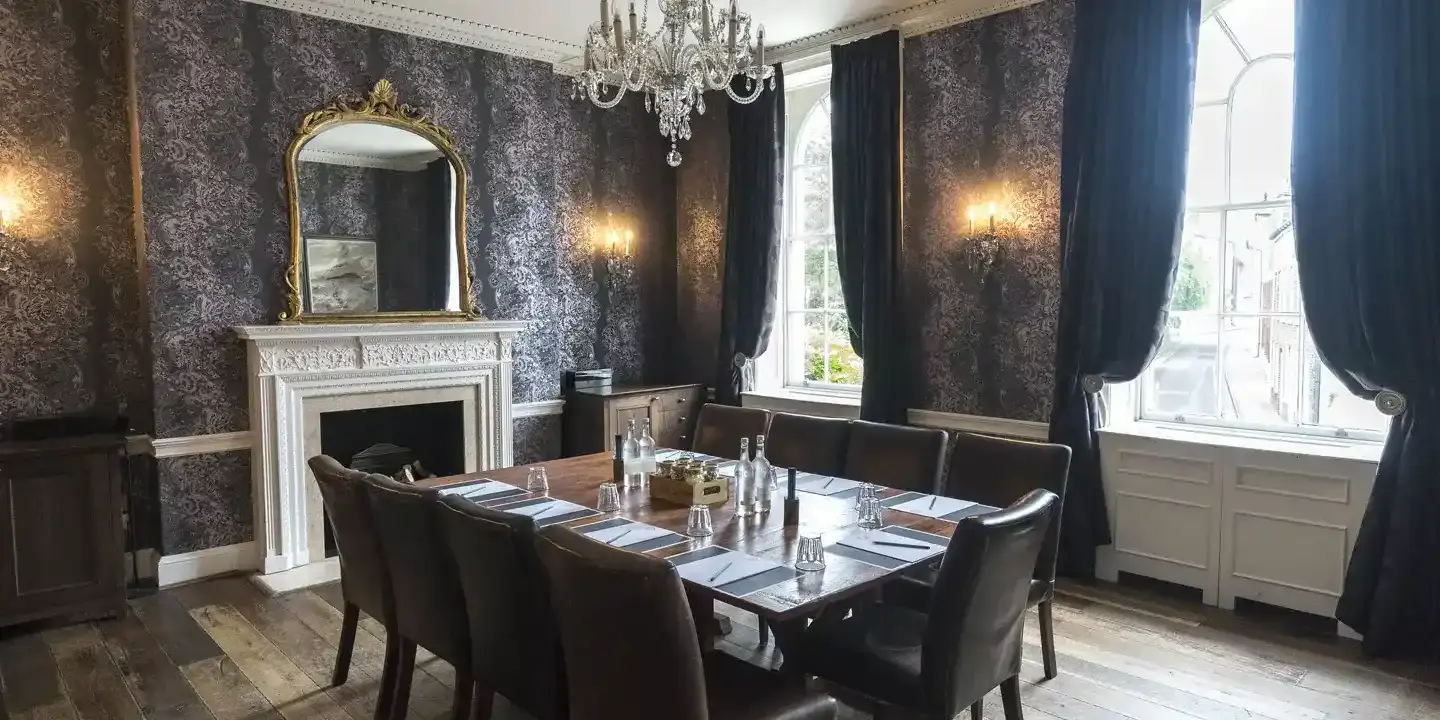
[[374, 629, 401, 720], [388, 640, 418, 720], [1039, 600, 1057, 680], [970, 700, 983, 719], [333, 602, 360, 686], [450, 673, 473, 720], [470, 681, 495, 720], [758, 617, 770, 646], [1000, 676, 1023, 720]]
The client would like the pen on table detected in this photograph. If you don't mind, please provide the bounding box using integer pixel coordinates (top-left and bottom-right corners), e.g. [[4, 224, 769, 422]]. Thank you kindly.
[[821, 477, 834, 490], [928, 496, 938, 510], [708, 560, 734, 584], [873, 540, 931, 550], [606, 528, 634, 545]]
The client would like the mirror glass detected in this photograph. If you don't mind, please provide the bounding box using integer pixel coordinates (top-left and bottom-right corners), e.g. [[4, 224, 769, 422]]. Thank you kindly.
[[295, 121, 459, 315]]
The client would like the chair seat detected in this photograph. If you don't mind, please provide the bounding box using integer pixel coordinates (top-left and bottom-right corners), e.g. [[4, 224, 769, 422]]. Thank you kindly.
[[886, 568, 1052, 611], [792, 603, 927, 710], [705, 653, 838, 720]]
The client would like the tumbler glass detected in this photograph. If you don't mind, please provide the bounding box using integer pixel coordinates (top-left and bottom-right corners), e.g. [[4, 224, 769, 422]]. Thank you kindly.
[[597, 482, 621, 513], [795, 534, 826, 572], [857, 495, 885, 530], [685, 504, 714, 538], [526, 466, 550, 495]]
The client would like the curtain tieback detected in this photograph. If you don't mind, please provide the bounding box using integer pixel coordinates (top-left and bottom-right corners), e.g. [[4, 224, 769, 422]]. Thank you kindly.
[[1081, 374, 1105, 394], [733, 352, 749, 369], [1375, 390, 1407, 416]]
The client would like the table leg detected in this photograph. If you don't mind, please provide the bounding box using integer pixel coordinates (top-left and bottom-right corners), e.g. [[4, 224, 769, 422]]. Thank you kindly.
[[686, 593, 732, 651]]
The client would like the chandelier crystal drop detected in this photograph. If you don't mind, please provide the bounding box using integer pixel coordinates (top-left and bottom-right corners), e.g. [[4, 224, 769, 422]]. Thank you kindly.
[[573, 0, 776, 166]]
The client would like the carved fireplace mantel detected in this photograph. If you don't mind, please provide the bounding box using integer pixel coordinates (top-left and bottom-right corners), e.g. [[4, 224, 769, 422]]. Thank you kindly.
[[235, 320, 528, 590]]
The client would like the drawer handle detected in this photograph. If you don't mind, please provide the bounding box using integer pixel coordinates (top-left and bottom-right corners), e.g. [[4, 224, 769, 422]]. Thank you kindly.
[[650, 395, 660, 402], [679, 416, 687, 422], [677, 398, 686, 404]]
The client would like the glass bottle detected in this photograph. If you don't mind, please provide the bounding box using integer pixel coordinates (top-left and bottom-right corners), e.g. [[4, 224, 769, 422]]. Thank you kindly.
[[621, 418, 643, 488], [752, 434, 774, 513], [734, 437, 757, 517], [638, 418, 657, 475]]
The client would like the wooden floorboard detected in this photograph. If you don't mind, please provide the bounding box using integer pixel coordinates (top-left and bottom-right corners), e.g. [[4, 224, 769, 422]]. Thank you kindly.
[[1, 578, 1435, 720]]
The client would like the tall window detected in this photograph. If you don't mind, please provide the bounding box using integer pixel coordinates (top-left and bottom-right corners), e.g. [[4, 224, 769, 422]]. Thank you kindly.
[[1139, 0, 1385, 438], [777, 71, 862, 391]]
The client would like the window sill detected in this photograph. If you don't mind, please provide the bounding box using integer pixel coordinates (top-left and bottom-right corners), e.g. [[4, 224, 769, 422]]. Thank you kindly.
[[741, 388, 860, 419], [1098, 421, 1383, 463]]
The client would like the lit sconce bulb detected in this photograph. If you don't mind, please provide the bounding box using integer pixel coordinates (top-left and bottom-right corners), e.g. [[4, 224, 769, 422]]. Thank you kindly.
[[624, 229, 634, 256], [987, 200, 996, 233], [967, 206, 976, 234], [0, 192, 20, 232]]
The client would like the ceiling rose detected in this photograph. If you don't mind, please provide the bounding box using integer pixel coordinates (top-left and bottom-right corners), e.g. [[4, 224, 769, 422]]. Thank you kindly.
[[572, 0, 775, 166]]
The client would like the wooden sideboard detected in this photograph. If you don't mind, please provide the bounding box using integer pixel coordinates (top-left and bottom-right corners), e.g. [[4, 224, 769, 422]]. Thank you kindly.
[[562, 383, 704, 457], [0, 435, 127, 627]]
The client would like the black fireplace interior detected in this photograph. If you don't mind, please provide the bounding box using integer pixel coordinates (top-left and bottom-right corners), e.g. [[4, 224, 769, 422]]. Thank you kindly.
[[319, 400, 465, 556]]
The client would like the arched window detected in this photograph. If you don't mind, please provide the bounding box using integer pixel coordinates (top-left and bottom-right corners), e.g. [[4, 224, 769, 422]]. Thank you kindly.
[[776, 76, 861, 390], [1140, 0, 1385, 437]]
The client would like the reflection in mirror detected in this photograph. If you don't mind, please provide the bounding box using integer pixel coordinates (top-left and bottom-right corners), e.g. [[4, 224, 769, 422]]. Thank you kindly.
[[296, 122, 458, 315]]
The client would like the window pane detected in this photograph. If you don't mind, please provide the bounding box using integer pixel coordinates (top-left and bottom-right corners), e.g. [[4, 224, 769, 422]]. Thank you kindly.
[[1220, 315, 1298, 425], [1218, 0, 1295, 59], [1196, 18, 1245, 104], [1145, 317, 1220, 420], [1223, 207, 1296, 314], [1171, 212, 1221, 314], [824, 247, 845, 310], [802, 238, 827, 310], [793, 166, 832, 234], [785, 311, 807, 384], [1302, 326, 1391, 433], [1230, 58, 1294, 203], [1186, 104, 1227, 207], [800, 105, 832, 165], [825, 313, 863, 386], [803, 313, 826, 382], [784, 239, 807, 312]]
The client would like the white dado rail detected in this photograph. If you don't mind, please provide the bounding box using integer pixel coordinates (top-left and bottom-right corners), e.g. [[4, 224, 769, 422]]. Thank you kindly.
[[235, 320, 528, 591]]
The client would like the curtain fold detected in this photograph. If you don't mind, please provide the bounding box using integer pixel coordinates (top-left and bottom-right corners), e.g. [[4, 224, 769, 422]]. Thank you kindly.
[[714, 66, 785, 405], [423, 157, 453, 310], [832, 30, 906, 424], [1048, 0, 1200, 577], [1293, 0, 1440, 660]]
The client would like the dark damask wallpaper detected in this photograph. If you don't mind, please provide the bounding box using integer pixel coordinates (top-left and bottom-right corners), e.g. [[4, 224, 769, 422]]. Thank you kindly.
[[903, 0, 1073, 422], [133, 0, 674, 552], [0, 0, 149, 427], [675, 96, 729, 385]]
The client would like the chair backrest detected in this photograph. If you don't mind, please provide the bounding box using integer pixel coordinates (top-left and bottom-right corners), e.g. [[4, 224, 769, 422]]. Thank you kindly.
[[307, 455, 390, 620], [436, 495, 565, 720], [360, 474, 470, 669], [767, 413, 852, 478], [922, 489, 1057, 717], [535, 525, 708, 720], [842, 421, 948, 494], [690, 404, 771, 459], [945, 432, 1071, 587]]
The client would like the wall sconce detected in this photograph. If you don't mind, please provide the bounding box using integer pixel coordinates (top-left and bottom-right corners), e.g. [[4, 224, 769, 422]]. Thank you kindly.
[[963, 200, 1001, 273], [0, 183, 22, 236], [598, 225, 635, 279]]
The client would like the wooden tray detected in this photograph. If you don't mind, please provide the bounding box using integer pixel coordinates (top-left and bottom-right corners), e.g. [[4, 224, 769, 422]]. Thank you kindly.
[[649, 473, 730, 507]]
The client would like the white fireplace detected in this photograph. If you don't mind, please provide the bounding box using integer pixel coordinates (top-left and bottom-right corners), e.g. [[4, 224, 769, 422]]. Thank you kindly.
[[234, 320, 527, 593]]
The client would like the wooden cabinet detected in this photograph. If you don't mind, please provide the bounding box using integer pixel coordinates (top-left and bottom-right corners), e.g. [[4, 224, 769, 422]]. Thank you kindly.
[[562, 384, 704, 457], [0, 436, 126, 627]]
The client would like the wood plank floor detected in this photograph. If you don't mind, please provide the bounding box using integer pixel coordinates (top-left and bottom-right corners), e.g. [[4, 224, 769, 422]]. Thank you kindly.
[[1, 576, 1435, 720]]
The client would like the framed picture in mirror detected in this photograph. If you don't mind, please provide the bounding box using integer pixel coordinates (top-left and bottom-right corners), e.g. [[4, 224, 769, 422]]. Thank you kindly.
[[304, 236, 378, 314]]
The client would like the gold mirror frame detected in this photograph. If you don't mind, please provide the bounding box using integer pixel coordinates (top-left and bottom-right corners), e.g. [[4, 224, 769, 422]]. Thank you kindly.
[[282, 79, 480, 323]]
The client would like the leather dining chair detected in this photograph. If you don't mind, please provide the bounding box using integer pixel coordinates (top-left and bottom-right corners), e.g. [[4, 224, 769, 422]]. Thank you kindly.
[[534, 524, 839, 720], [308, 456, 399, 720], [766, 412, 852, 478], [887, 432, 1072, 680], [690, 403, 772, 458], [360, 475, 474, 720], [842, 420, 949, 494], [791, 490, 1058, 720], [436, 495, 566, 720]]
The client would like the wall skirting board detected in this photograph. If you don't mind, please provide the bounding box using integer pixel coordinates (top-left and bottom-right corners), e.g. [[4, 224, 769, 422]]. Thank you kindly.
[[157, 541, 260, 587]]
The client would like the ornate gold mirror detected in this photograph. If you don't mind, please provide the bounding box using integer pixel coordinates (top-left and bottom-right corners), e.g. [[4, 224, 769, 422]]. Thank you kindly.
[[282, 80, 479, 323]]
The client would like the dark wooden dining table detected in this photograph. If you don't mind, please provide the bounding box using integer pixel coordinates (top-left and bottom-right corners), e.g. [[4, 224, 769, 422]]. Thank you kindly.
[[418, 451, 997, 656]]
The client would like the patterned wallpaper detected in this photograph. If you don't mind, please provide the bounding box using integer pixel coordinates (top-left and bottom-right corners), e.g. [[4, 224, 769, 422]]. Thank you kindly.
[[903, 0, 1073, 422], [131, 0, 673, 552], [0, 0, 149, 428], [675, 95, 730, 385]]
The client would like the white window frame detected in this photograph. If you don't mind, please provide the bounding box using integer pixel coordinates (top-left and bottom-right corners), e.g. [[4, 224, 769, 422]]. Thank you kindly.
[[1125, 0, 1386, 445]]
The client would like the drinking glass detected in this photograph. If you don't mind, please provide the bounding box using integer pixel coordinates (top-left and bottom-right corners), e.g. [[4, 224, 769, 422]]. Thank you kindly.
[[795, 534, 826, 572], [526, 466, 550, 495], [857, 495, 885, 530], [854, 483, 878, 510], [685, 504, 714, 538], [597, 482, 621, 513]]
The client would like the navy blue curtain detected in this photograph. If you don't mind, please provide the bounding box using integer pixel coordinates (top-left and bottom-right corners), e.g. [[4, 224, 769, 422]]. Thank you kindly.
[[1048, 0, 1200, 576], [832, 30, 905, 424], [715, 66, 785, 405], [1294, 0, 1440, 660]]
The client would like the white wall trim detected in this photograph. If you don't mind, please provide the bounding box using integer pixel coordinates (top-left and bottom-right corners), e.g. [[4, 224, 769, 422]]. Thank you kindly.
[[514, 399, 565, 418], [152, 431, 254, 459], [906, 409, 1049, 440], [742, 390, 861, 420], [157, 542, 260, 588], [768, 0, 1044, 66]]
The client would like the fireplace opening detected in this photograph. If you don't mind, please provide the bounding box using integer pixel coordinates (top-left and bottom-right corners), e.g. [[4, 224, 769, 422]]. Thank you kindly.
[[319, 400, 464, 556]]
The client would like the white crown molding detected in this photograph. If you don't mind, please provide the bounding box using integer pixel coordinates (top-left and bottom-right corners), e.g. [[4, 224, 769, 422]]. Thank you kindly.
[[514, 399, 566, 418], [153, 430, 255, 459], [767, 0, 1046, 66], [906, 409, 1049, 440], [297, 148, 432, 172], [240, 0, 581, 65]]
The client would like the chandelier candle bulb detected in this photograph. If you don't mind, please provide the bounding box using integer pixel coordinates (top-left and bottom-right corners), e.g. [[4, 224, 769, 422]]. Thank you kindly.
[[601, 0, 610, 36], [757, 25, 764, 65], [629, 2, 637, 38], [701, 0, 711, 39], [614, 13, 626, 56]]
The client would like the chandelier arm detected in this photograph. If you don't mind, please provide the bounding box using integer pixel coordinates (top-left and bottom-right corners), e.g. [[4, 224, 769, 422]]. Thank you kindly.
[[725, 78, 765, 104], [590, 80, 629, 109]]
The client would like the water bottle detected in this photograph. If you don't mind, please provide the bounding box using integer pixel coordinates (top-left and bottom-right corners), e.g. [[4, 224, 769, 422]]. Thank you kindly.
[[735, 437, 757, 517], [638, 418, 657, 475], [621, 419, 643, 488], [753, 434, 774, 513]]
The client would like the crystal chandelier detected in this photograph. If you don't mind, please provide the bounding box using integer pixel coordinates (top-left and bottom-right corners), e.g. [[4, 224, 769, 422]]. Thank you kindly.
[[573, 0, 776, 167]]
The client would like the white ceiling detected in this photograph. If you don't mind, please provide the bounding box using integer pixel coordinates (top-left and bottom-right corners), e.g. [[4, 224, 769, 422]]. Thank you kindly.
[[245, 0, 1041, 69], [299, 122, 443, 170]]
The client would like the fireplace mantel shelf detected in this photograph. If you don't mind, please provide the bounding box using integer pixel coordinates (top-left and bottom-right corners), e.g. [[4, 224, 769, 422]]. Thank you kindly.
[[235, 320, 530, 342]]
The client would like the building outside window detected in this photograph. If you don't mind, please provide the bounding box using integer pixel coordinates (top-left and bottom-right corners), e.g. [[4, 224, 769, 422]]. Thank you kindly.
[[1137, 0, 1386, 439]]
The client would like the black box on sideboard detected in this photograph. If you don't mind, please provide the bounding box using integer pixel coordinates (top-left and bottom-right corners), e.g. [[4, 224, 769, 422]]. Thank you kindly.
[[563, 369, 614, 393]]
